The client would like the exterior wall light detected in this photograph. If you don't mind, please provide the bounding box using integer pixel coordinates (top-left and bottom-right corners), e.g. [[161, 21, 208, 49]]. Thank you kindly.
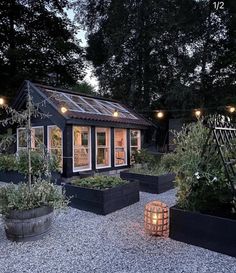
[[144, 201, 169, 237], [113, 110, 119, 117], [61, 106, 68, 114]]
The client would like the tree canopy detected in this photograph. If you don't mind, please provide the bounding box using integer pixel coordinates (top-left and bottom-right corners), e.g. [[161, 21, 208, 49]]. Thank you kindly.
[[75, 0, 236, 117], [0, 0, 84, 99]]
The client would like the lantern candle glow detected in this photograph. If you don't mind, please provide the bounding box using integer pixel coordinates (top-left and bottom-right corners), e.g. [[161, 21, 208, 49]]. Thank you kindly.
[[144, 201, 169, 237]]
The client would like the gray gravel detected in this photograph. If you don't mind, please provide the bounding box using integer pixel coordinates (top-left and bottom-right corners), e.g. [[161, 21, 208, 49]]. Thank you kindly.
[[0, 189, 236, 273]]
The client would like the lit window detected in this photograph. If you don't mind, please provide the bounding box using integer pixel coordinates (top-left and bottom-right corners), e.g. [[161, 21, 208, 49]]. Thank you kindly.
[[130, 130, 141, 163], [48, 126, 63, 167], [114, 129, 127, 166], [73, 126, 91, 171], [17, 127, 44, 151], [96, 128, 110, 168]]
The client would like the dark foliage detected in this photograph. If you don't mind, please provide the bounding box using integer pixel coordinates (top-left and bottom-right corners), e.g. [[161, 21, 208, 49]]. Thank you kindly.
[[0, 0, 85, 99], [75, 0, 236, 117]]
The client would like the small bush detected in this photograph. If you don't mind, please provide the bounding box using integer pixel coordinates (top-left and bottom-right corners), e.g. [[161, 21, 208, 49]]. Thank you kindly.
[[170, 119, 233, 213], [0, 154, 17, 172], [72, 175, 128, 190], [0, 179, 68, 215], [133, 149, 155, 167], [0, 150, 60, 177]]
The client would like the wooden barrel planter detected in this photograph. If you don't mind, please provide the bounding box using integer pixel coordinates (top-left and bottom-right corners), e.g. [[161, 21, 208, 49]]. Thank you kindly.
[[4, 206, 54, 242]]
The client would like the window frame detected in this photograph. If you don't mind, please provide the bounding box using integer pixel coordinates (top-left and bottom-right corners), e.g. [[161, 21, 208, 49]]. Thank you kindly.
[[130, 130, 141, 162], [47, 125, 63, 167], [73, 126, 92, 172], [95, 127, 111, 169], [17, 126, 44, 152], [114, 128, 127, 167]]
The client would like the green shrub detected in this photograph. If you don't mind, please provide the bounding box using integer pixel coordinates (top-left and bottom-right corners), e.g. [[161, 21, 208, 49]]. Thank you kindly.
[[0, 154, 17, 172], [170, 120, 232, 213], [0, 179, 68, 215], [0, 150, 60, 176], [72, 175, 128, 190], [133, 149, 155, 167]]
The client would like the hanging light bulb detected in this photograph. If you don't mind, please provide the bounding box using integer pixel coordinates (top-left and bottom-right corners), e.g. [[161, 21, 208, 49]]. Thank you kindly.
[[61, 106, 68, 114], [194, 109, 202, 118], [0, 98, 4, 105], [113, 109, 119, 117], [228, 106, 236, 113], [157, 111, 164, 119]]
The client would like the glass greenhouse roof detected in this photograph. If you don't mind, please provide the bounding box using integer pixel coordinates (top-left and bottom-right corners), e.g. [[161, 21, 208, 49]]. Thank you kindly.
[[43, 89, 138, 120]]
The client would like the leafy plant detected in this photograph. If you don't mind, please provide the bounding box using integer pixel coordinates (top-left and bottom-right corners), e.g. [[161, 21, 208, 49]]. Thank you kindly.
[[169, 119, 233, 213], [0, 154, 17, 172], [72, 175, 128, 190], [0, 179, 68, 215], [133, 149, 156, 167], [0, 150, 60, 176]]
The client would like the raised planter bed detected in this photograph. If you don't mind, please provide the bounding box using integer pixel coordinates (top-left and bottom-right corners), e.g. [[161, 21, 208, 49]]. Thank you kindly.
[[120, 171, 175, 193], [170, 206, 236, 257], [64, 181, 139, 215], [0, 171, 62, 185]]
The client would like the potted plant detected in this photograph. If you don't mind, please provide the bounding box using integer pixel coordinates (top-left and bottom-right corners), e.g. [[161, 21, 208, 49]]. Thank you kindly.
[[168, 119, 236, 257], [120, 149, 175, 193], [0, 82, 67, 241], [64, 175, 139, 215]]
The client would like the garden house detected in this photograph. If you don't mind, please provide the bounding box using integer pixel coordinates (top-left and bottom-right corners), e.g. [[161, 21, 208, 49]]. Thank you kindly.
[[12, 81, 152, 178]]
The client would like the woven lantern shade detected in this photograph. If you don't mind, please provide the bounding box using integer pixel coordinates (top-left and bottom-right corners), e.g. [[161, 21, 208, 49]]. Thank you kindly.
[[144, 201, 169, 237]]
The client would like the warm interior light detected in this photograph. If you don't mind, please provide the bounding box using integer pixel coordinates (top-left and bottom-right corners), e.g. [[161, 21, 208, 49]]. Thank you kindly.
[[195, 110, 201, 118], [0, 98, 4, 105], [113, 110, 119, 117], [157, 111, 164, 119], [61, 106, 68, 114], [229, 106, 236, 113]]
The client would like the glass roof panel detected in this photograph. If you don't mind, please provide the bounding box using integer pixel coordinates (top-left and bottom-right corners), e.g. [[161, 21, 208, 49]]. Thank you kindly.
[[42, 88, 138, 119]]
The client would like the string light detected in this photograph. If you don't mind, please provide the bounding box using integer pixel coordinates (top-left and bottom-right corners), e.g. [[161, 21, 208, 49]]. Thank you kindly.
[[228, 106, 236, 113], [61, 106, 68, 114], [113, 109, 119, 117], [156, 111, 164, 119], [194, 109, 202, 118], [0, 98, 5, 105]]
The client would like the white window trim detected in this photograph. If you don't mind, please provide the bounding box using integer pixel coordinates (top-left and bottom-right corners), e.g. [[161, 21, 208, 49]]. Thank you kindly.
[[47, 125, 63, 164], [95, 127, 111, 169], [73, 126, 92, 172], [17, 126, 44, 152], [114, 128, 128, 167], [130, 130, 141, 160]]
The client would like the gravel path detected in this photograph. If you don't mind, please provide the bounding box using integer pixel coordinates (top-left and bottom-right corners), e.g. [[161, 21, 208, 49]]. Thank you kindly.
[[0, 189, 236, 273]]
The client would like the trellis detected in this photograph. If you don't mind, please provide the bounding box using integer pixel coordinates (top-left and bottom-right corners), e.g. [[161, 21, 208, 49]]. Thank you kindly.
[[201, 117, 236, 198]]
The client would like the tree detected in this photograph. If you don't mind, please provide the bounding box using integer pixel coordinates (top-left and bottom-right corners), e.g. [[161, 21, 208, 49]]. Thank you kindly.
[[75, 0, 236, 117], [0, 0, 85, 100], [71, 81, 96, 95]]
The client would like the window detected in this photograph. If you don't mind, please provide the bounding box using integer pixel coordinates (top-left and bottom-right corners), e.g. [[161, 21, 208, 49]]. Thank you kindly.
[[73, 126, 91, 171], [96, 128, 110, 168], [17, 127, 44, 151], [48, 126, 63, 167], [130, 130, 141, 163], [114, 129, 127, 166]]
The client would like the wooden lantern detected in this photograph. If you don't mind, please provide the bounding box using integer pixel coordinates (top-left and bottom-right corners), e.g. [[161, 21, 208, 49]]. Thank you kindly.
[[144, 201, 169, 237]]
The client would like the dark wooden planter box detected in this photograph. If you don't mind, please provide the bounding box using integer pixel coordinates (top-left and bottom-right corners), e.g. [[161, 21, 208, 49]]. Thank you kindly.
[[120, 171, 175, 193], [64, 181, 139, 215], [0, 171, 62, 185], [170, 206, 236, 257]]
